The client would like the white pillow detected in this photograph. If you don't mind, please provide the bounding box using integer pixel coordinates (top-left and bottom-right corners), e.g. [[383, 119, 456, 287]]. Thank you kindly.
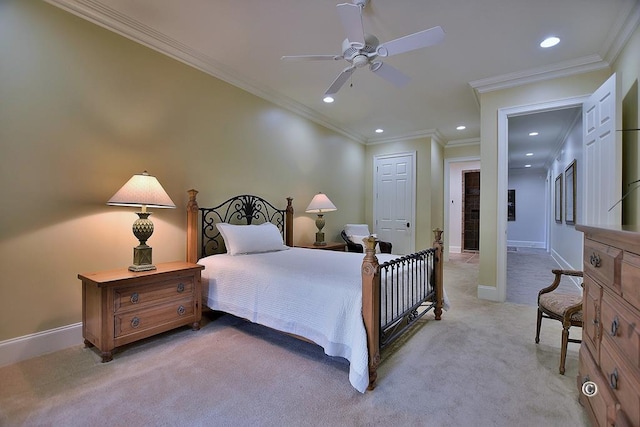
[[348, 234, 381, 253], [216, 222, 288, 255], [344, 224, 371, 236]]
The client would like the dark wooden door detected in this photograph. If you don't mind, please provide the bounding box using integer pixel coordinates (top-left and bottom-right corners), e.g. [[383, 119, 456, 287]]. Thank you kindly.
[[462, 170, 480, 252]]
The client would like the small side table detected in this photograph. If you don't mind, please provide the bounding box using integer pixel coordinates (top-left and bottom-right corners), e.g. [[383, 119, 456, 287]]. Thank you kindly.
[[78, 261, 204, 362], [295, 241, 346, 251]]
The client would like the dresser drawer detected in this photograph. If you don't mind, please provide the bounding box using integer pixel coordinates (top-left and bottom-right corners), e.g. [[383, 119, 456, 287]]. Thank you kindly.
[[584, 239, 622, 293], [622, 251, 640, 309], [601, 290, 640, 372], [114, 276, 194, 313], [579, 343, 620, 427], [114, 296, 195, 338], [600, 338, 640, 427], [583, 277, 603, 357]]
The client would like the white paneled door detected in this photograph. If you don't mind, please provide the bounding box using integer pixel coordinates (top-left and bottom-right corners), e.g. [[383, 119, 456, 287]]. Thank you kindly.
[[374, 152, 416, 255], [583, 73, 622, 225]]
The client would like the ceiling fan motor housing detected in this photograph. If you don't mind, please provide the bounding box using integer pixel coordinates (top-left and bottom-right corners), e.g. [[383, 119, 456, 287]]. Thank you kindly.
[[342, 34, 379, 63]]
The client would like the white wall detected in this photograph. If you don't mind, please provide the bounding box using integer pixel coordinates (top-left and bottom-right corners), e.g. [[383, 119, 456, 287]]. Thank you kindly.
[[448, 160, 481, 253], [550, 116, 584, 270], [507, 169, 547, 248]]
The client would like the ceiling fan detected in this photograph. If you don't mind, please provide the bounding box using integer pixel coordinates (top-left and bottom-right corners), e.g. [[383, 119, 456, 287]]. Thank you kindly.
[[281, 0, 445, 97]]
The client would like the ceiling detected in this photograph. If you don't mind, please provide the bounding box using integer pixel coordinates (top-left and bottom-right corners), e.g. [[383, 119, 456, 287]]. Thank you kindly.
[[50, 0, 639, 165]]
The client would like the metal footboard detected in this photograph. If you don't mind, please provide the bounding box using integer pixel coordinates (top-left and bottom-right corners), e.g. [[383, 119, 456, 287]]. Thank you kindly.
[[379, 248, 437, 349]]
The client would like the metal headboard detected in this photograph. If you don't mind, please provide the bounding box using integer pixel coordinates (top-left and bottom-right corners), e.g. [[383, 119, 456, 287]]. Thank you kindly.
[[199, 194, 288, 257]]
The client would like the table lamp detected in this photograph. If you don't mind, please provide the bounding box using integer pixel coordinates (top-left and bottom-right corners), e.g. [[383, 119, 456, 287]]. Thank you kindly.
[[107, 171, 176, 271], [305, 192, 337, 246]]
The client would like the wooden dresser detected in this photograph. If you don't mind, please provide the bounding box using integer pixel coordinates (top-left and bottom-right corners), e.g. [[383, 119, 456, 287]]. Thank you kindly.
[[78, 261, 204, 362], [576, 225, 640, 427]]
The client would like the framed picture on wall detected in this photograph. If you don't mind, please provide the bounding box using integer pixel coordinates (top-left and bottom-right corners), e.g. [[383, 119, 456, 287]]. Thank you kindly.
[[555, 173, 563, 223], [565, 160, 576, 225]]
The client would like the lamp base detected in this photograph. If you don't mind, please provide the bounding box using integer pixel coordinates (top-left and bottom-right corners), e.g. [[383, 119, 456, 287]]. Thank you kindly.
[[313, 231, 327, 246], [129, 244, 156, 272]]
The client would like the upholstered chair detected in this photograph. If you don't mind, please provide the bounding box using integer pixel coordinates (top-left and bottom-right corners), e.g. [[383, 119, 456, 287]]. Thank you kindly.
[[535, 269, 584, 375], [341, 224, 392, 254]]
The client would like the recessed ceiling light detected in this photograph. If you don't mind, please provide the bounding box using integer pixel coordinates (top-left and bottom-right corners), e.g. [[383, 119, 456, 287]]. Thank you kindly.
[[525, 164, 532, 168], [323, 96, 334, 103], [375, 128, 384, 133], [526, 152, 534, 157], [540, 36, 560, 48], [456, 125, 466, 130], [529, 132, 539, 136]]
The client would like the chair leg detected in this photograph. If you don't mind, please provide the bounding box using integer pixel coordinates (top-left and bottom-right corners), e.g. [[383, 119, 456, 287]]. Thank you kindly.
[[535, 309, 542, 344], [559, 324, 570, 375]]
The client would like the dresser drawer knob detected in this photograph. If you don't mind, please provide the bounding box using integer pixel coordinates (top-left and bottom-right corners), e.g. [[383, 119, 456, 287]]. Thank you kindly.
[[131, 317, 140, 328], [589, 253, 601, 268], [609, 368, 618, 390], [130, 292, 139, 304], [177, 283, 185, 293], [610, 316, 620, 337], [177, 305, 186, 316]]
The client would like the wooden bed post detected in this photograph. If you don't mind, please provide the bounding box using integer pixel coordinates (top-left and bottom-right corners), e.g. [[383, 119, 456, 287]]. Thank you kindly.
[[432, 228, 444, 320], [186, 189, 199, 264], [285, 197, 294, 247], [361, 236, 381, 390]]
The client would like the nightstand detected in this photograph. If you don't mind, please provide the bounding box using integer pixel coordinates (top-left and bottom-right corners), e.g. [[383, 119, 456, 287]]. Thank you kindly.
[[78, 261, 204, 362], [295, 241, 346, 251]]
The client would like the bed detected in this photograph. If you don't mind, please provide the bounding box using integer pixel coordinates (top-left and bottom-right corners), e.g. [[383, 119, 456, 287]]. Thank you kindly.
[[186, 190, 445, 392]]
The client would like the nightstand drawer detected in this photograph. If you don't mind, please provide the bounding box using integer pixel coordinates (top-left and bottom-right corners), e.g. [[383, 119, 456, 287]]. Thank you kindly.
[[114, 277, 194, 313], [622, 251, 640, 309], [114, 296, 195, 338]]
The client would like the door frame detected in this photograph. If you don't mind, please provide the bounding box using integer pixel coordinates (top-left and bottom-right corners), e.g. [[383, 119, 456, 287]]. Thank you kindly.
[[488, 95, 588, 302], [373, 151, 416, 254], [444, 156, 480, 261]]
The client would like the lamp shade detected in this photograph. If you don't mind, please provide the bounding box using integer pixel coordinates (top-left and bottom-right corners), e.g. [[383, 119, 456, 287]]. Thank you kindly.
[[107, 171, 176, 209], [305, 193, 337, 213]]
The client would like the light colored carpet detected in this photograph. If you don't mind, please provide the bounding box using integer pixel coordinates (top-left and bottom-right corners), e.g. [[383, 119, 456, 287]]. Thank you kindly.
[[0, 256, 590, 426], [507, 248, 582, 306]]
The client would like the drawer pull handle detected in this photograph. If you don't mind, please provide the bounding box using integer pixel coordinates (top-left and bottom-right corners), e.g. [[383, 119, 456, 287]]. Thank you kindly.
[[610, 316, 619, 336], [589, 253, 601, 268], [609, 368, 618, 390], [130, 292, 139, 304], [177, 283, 185, 293], [177, 305, 186, 316], [131, 317, 140, 328]]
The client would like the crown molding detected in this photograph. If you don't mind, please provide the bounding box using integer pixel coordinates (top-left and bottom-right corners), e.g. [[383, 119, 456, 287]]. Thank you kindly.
[[44, 0, 367, 144], [469, 55, 609, 96], [602, 0, 640, 64], [445, 138, 481, 148], [366, 129, 445, 146]]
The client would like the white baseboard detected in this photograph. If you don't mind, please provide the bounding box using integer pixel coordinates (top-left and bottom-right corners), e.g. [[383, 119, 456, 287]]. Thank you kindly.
[[0, 323, 83, 368], [507, 240, 545, 249], [477, 285, 504, 302]]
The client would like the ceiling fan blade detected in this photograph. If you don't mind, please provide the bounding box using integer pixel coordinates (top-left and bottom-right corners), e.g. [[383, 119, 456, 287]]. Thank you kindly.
[[337, 3, 365, 49], [370, 61, 410, 87], [377, 26, 445, 57], [281, 55, 342, 61], [324, 66, 356, 95]]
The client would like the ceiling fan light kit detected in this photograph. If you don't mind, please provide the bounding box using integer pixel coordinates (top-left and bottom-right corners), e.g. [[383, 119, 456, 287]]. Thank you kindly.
[[281, 0, 444, 98]]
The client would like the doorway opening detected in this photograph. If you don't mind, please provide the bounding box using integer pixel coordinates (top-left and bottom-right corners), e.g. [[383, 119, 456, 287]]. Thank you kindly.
[[462, 170, 480, 252]]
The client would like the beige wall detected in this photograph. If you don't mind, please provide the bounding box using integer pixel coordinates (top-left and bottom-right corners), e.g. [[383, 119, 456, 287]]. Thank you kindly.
[[364, 137, 444, 251], [477, 69, 612, 292], [0, 1, 365, 341]]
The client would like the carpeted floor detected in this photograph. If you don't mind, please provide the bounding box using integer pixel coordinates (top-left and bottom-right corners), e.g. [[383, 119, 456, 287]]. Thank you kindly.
[[0, 255, 590, 426]]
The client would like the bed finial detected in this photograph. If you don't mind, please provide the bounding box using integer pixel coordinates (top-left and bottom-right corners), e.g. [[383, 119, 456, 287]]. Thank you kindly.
[[186, 189, 200, 264]]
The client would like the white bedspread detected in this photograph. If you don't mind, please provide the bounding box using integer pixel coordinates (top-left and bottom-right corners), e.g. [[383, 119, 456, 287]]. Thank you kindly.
[[198, 248, 443, 393]]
